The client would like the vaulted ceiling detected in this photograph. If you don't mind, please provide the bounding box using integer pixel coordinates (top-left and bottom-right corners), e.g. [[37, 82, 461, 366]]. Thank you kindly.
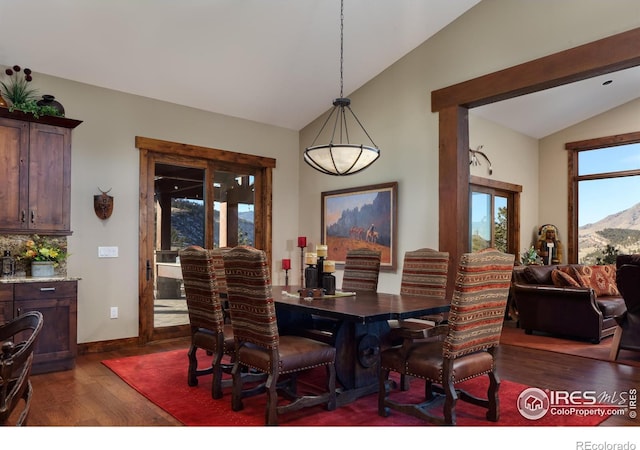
[[1, 1, 638, 138]]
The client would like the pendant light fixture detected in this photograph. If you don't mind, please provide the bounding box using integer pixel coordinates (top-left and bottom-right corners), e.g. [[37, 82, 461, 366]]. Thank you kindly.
[[304, 0, 380, 176]]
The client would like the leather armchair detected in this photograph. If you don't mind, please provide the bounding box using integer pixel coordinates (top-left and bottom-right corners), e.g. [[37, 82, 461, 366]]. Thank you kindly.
[[609, 259, 640, 360]]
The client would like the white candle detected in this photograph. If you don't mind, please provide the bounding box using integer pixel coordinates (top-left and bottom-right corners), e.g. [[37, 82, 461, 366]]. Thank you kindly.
[[316, 244, 328, 258], [323, 260, 335, 273], [305, 252, 317, 265]]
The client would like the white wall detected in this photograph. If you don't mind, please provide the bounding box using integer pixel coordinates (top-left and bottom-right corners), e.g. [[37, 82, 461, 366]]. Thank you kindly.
[[299, 0, 640, 292], [470, 115, 540, 254]]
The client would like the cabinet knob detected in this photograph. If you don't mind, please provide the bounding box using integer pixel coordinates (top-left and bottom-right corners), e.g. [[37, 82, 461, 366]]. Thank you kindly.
[[40, 287, 56, 292], [21, 210, 25, 223], [31, 210, 36, 224]]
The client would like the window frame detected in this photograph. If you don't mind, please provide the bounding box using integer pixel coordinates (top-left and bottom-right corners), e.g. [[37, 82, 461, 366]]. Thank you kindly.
[[469, 175, 521, 256], [566, 131, 640, 263]]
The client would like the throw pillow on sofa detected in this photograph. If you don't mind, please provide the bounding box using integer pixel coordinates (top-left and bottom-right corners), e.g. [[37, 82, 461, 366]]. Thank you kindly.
[[572, 265, 620, 296], [551, 269, 581, 287]]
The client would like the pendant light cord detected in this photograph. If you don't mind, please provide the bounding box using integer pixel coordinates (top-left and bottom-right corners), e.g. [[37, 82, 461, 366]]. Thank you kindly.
[[339, 0, 344, 99]]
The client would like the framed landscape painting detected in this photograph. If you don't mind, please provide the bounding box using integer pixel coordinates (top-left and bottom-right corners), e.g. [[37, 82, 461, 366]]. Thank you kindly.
[[321, 182, 398, 270]]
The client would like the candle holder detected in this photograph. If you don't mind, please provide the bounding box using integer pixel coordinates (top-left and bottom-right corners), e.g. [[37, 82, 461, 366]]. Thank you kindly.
[[282, 258, 291, 286], [304, 252, 317, 288], [322, 260, 336, 295], [304, 264, 317, 288], [315, 244, 328, 289], [297, 236, 307, 286], [316, 256, 325, 289]]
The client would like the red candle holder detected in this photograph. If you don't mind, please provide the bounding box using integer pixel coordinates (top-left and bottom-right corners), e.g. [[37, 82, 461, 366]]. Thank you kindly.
[[297, 237, 307, 286], [282, 259, 291, 286]]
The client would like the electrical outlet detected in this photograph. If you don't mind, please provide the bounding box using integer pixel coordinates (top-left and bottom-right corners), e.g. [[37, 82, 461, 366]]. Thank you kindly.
[[110, 306, 118, 319]]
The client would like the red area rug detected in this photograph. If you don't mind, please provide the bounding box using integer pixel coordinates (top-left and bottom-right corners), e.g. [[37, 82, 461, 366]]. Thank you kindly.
[[103, 349, 607, 426], [500, 324, 640, 368]]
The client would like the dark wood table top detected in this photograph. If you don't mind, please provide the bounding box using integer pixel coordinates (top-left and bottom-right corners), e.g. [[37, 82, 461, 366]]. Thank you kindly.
[[273, 286, 450, 324]]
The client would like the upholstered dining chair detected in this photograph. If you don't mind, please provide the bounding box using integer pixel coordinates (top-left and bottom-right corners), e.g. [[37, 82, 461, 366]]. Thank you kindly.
[[399, 247, 450, 323], [0, 311, 44, 426], [392, 248, 450, 389], [210, 246, 231, 321], [609, 258, 640, 361], [341, 248, 382, 293], [179, 246, 263, 399], [307, 248, 382, 342], [223, 245, 337, 425], [378, 248, 515, 425]]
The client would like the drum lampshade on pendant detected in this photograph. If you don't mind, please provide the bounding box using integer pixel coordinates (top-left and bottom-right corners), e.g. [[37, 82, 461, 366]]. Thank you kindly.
[[303, 0, 380, 176]]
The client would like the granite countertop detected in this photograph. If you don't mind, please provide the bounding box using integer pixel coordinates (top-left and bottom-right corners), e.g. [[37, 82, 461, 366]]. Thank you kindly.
[[0, 276, 81, 284]]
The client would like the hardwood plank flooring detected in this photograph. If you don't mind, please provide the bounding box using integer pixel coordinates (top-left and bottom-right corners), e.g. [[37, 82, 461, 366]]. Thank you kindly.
[[23, 335, 639, 427]]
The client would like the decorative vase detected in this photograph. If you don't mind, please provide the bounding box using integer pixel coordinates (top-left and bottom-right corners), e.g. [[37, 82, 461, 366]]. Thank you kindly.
[[0, 92, 8, 108], [31, 261, 55, 278], [36, 94, 65, 115]]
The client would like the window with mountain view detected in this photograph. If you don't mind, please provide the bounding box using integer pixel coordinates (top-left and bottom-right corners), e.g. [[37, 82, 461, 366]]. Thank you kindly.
[[571, 137, 640, 264], [469, 177, 521, 256]]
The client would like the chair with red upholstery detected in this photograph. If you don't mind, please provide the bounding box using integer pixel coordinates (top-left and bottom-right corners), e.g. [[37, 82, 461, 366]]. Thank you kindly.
[[0, 311, 44, 426], [341, 248, 381, 293], [391, 248, 450, 389], [223, 245, 337, 425], [378, 248, 515, 425], [399, 247, 450, 323]]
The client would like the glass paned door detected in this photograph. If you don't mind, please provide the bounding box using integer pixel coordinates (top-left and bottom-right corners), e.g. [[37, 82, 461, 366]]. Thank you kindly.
[[213, 170, 255, 248], [153, 163, 205, 328]]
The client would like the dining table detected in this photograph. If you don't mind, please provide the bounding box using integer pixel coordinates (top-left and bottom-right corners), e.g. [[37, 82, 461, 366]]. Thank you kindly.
[[273, 286, 451, 406]]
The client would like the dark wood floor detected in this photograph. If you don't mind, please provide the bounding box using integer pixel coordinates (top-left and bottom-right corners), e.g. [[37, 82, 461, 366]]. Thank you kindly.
[[23, 333, 639, 427]]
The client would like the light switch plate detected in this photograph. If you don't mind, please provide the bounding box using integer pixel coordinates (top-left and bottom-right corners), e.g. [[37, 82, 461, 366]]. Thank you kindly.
[[98, 246, 119, 258]]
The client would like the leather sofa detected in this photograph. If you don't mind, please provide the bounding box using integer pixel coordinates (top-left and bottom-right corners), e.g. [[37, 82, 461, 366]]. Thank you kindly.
[[512, 264, 626, 343]]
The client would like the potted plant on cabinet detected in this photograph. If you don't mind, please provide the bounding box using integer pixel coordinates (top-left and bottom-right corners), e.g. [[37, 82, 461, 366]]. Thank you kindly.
[[18, 235, 67, 278]]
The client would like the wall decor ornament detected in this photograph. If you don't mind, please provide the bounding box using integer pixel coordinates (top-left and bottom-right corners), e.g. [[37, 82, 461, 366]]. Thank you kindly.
[[94, 187, 114, 220], [321, 181, 397, 270]]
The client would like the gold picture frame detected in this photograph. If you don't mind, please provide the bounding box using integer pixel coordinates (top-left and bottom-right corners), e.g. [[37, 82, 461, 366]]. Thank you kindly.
[[321, 182, 398, 271]]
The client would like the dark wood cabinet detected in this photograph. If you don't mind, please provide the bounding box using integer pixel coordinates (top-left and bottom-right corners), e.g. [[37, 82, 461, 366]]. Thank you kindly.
[[4, 280, 78, 374], [0, 109, 81, 235], [0, 284, 13, 323]]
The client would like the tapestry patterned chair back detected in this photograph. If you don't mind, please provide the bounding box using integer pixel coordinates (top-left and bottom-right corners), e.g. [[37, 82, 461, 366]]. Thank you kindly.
[[443, 248, 515, 358], [179, 246, 225, 334], [400, 248, 450, 299], [210, 247, 231, 297], [341, 248, 382, 293], [223, 246, 279, 349]]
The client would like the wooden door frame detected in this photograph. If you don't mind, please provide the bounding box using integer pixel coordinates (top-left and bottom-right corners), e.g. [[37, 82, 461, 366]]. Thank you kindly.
[[136, 136, 276, 344], [431, 27, 640, 297]]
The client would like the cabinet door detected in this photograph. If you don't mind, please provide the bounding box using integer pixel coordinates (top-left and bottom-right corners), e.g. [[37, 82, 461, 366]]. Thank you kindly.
[[0, 284, 14, 323], [0, 117, 29, 230], [14, 281, 77, 373], [28, 123, 72, 232]]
